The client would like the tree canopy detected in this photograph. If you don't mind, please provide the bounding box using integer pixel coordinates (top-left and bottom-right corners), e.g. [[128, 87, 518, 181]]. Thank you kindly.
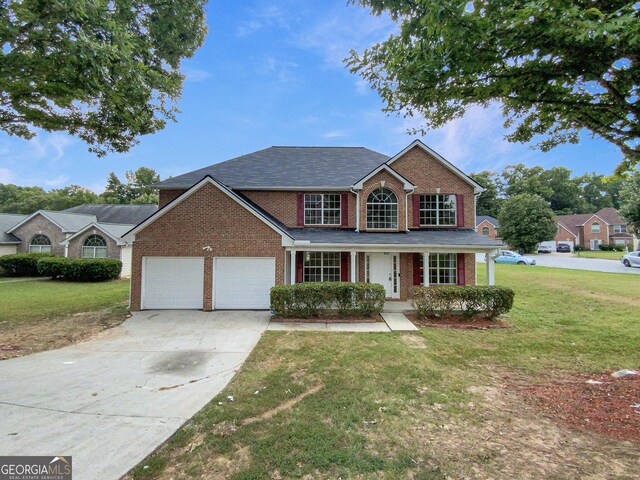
[[0, 0, 207, 156], [348, 0, 640, 172], [498, 194, 557, 253], [619, 170, 640, 235]]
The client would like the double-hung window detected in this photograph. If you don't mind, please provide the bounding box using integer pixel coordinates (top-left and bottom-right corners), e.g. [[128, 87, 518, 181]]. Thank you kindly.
[[428, 253, 457, 285], [303, 252, 340, 282], [304, 194, 341, 225], [614, 224, 627, 234], [591, 222, 600, 233], [420, 195, 457, 226]]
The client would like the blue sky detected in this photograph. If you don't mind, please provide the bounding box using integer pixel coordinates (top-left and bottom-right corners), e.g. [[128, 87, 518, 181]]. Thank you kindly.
[[0, 0, 624, 193]]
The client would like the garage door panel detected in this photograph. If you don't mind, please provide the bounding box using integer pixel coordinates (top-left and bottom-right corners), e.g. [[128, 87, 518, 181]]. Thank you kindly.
[[143, 257, 204, 309], [214, 257, 275, 310]]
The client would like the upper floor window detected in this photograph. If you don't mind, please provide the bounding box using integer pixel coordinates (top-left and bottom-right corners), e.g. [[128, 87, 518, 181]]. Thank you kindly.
[[82, 235, 107, 258], [591, 222, 600, 233], [482, 226, 490, 235], [614, 224, 627, 234], [304, 194, 341, 225], [29, 234, 52, 253], [366, 188, 398, 229], [420, 194, 456, 226]]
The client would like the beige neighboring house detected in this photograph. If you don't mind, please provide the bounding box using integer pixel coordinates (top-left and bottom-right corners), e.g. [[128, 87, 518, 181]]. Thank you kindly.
[[0, 204, 157, 277]]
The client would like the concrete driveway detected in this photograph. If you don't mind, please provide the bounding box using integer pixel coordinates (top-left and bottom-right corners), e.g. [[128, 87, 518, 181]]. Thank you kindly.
[[530, 253, 640, 275], [0, 310, 269, 480]]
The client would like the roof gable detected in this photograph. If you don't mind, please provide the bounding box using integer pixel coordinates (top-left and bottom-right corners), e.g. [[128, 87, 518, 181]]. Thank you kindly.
[[125, 176, 293, 244], [0, 213, 26, 244], [352, 164, 416, 191], [61, 222, 136, 246], [385, 140, 484, 193], [7, 210, 96, 234]]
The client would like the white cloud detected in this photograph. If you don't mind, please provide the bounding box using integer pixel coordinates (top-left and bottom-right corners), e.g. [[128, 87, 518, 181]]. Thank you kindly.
[[43, 175, 70, 187], [0, 167, 14, 183], [322, 130, 348, 139], [259, 55, 299, 83], [237, 2, 290, 37], [182, 67, 212, 83]]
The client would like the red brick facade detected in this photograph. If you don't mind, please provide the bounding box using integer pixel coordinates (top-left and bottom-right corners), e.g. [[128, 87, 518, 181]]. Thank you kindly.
[[132, 143, 488, 310], [477, 220, 499, 240]]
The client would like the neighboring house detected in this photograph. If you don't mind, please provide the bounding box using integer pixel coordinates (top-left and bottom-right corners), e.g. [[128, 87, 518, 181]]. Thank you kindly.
[[0, 204, 157, 277], [125, 140, 503, 311], [553, 207, 637, 251], [475, 215, 500, 240]]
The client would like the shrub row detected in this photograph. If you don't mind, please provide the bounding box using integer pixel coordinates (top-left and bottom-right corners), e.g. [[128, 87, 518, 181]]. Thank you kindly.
[[270, 282, 386, 318], [0, 253, 57, 276], [597, 244, 626, 252], [37, 257, 122, 281], [411, 286, 514, 320]]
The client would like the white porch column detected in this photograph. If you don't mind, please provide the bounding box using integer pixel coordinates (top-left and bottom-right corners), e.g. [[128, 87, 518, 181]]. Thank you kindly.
[[486, 251, 495, 286], [422, 252, 429, 286], [290, 250, 297, 284], [350, 251, 357, 282]]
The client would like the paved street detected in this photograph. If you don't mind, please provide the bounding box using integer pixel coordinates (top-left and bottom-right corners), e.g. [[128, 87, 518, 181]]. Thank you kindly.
[[530, 253, 640, 274]]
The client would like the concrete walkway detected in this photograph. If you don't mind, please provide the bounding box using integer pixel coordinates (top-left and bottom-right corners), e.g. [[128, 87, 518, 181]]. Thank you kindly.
[[381, 312, 419, 331], [0, 310, 269, 480]]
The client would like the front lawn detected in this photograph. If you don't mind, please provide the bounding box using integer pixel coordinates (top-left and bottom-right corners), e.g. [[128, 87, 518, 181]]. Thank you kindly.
[[0, 279, 130, 358], [128, 266, 639, 479], [574, 250, 627, 261]]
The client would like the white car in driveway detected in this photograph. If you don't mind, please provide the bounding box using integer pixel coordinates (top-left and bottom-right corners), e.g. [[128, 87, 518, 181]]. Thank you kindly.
[[621, 251, 640, 268]]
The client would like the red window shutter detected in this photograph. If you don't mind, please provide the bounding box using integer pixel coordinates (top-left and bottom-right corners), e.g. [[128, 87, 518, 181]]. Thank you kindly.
[[457, 253, 465, 285], [340, 252, 349, 282], [297, 193, 305, 226], [341, 193, 349, 227], [412, 195, 421, 227], [413, 253, 423, 285], [296, 251, 304, 283], [456, 194, 464, 227]]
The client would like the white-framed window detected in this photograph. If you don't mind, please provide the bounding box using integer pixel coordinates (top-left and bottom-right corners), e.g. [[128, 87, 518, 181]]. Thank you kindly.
[[366, 188, 398, 229], [420, 194, 457, 226], [614, 224, 627, 233], [615, 239, 626, 246], [304, 193, 341, 225], [428, 253, 457, 285], [82, 235, 107, 258], [591, 222, 600, 233], [29, 234, 52, 253], [303, 252, 340, 282], [482, 226, 490, 235]]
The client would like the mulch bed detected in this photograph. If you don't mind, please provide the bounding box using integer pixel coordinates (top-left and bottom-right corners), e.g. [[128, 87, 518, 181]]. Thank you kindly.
[[270, 313, 383, 324], [512, 371, 640, 443], [405, 313, 511, 330]]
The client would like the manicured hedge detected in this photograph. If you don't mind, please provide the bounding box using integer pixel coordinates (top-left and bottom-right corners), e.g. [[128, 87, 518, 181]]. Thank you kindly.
[[0, 253, 57, 277], [37, 257, 122, 281], [411, 285, 515, 320], [270, 282, 386, 318], [598, 244, 626, 252]]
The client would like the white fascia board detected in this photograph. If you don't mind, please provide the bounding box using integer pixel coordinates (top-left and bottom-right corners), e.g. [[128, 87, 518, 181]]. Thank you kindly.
[[351, 164, 416, 191], [556, 223, 578, 238], [288, 243, 502, 252], [157, 185, 353, 191], [124, 176, 293, 243], [385, 140, 485, 193]]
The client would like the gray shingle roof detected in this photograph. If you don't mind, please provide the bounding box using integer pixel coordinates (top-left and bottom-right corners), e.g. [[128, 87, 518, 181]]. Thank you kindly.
[[154, 146, 390, 190], [0, 214, 27, 244], [64, 204, 158, 225], [39, 211, 97, 233], [476, 215, 500, 228], [289, 228, 503, 247]]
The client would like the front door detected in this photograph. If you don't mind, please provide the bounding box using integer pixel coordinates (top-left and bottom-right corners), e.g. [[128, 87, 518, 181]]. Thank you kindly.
[[590, 239, 602, 250], [367, 253, 400, 299]]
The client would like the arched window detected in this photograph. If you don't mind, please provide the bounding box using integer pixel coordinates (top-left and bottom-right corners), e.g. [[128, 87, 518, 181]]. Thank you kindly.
[[591, 222, 600, 233], [482, 226, 490, 235], [82, 235, 107, 258], [29, 234, 52, 253], [367, 188, 398, 229]]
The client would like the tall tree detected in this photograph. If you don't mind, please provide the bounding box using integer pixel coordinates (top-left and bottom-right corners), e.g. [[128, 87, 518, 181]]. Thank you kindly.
[[500, 165, 552, 199], [46, 185, 99, 211], [577, 172, 614, 211], [498, 194, 557, 253], [99, 167, 160, 204], [100, 173, 128, 204], [1, 0, 207, 156], [470, 171, 502, 217], [348, 1, 640, 172], [538, 167, 589, 214], [619, 171, 640, 235]]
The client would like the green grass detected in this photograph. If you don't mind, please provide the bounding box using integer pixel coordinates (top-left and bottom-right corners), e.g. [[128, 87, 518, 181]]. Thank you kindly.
[[574, 250, 627, 260], [0, 279, 130, 324], [128, 266, 639, 479]]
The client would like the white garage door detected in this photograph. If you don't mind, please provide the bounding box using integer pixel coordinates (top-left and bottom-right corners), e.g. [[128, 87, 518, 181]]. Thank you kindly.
[[143, 257, 204, 309], [214, 257, 275, 309]]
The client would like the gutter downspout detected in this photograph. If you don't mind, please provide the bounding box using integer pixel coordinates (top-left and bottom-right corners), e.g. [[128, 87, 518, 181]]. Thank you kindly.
[[350, 188, 360, 232], [405, 188, 416, 232]]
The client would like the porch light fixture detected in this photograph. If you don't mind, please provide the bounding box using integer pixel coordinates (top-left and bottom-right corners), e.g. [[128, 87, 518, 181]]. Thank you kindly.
[[436, 187, 441, 193]]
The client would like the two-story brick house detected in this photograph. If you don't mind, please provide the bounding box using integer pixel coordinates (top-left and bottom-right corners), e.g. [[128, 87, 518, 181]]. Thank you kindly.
[[554, 207, 637, 251], [125, 140, 502, 311]]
